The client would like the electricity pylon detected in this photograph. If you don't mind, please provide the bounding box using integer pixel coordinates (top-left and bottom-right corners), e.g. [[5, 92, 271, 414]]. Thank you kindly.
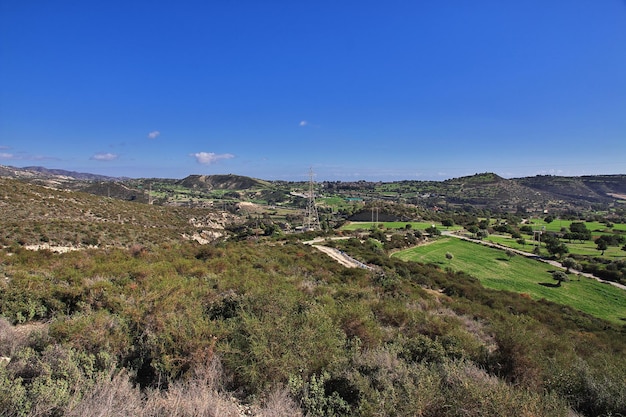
[[303, 167, 321, 231]]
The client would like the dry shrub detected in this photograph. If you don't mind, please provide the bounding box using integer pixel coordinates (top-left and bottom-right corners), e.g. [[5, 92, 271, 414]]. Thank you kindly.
[[257, 387, 303, 417], [67, 357, 242, 417], [0, 318, 26, 357], [0, 318, 48, 357], [65, 369, 143, 417], [143, 357, 239, 417], [129, 244, 147, 258], [143, 383, 239, 417]]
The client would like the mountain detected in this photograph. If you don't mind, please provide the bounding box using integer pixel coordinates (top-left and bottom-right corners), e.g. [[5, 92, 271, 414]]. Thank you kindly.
[[0, 176, 237, 249], [441, 173, 546, 209], [515, 174, 626, 203], [176, 174, 270, 190], [21, 166, 122, 181], [2, 164, 626, 212]]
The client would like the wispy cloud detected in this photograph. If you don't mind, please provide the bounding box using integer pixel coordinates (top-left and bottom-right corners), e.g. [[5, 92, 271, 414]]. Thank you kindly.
[[299, 120, 308, 127], [147, 131, 160, 139], [192, 152, 235, 165], [0, 151, 59, 161], [90, 153, 119, 161]]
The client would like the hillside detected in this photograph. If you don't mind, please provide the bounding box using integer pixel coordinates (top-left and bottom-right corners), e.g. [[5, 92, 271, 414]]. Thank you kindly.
[[516, 174, 626, 203], [0, 172, 625, 416], [0, 177, 238, 249], [2, 165, 626, 215], [176, 174, 270, 190], [441, 173, 549, 210]]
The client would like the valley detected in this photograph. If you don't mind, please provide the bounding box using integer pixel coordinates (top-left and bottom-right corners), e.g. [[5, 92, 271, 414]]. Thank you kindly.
[[1, 165, 625, 416]]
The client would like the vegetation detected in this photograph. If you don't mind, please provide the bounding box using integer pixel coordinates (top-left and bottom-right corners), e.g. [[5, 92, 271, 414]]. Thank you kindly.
[[2, 239, 625, 416], [392, 238, 626, 325], [0, 169, 625, 416]]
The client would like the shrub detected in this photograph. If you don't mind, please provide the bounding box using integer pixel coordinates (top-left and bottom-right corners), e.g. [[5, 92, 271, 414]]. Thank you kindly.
[[288, 371, 352, 417]]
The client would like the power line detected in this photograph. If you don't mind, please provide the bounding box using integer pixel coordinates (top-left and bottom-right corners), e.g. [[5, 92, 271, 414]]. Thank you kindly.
[[302, 167, 321, 231]]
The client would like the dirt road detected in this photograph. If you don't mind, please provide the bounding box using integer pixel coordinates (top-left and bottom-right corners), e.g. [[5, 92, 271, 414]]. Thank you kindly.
[[303, 238, 373, 270]]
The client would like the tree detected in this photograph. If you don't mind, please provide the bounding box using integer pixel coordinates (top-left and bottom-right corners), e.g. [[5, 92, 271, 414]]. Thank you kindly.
[[565, 222, 591, 242], [445, 252, 454, 262], [442, 219, 454, 228], [561, 257, 581, 274], [467, 225, 479, 238], [543, 234, 568, 259], [425, 226, 440, 236], [505, 249, 515, 260], [596, 239, 608, 256], [552, 271, 569, 287]]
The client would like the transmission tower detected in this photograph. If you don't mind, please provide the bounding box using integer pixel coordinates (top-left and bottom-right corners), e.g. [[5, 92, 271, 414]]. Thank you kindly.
[[303, 167, 321, 231]]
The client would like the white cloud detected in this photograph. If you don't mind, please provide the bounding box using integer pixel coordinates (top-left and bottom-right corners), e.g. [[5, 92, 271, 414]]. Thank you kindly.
[[147, 131, 160, 139], [299, 120, 308, 127], [0, 152, 15, 159], [192, 152, 235, 165], [90, 153, 119, 161]]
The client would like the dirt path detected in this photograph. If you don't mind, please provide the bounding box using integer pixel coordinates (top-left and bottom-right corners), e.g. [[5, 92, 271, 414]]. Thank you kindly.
[[303, 238, 374, 270], [313, 245, 368, 268]]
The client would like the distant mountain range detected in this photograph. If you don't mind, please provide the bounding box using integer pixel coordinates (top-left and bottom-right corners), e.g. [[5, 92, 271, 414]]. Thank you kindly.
[[2, 164, 625, 211], [0, 165, 123, 181]]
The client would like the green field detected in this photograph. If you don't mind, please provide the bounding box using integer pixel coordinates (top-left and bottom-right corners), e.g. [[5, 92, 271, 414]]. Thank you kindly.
[[392, 237, 626, 325], [341, 221, 463, 231], [523, 218, 626, 234], [485, 234, 626, 260]]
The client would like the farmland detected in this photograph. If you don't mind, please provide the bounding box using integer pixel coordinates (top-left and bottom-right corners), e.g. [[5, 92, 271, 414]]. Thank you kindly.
[[340, 221, 463, 231], [392, 237, 626, 325]]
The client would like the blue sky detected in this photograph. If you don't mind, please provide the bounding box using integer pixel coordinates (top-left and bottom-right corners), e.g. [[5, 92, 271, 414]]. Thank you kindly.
[[1, 1, 625, 181]]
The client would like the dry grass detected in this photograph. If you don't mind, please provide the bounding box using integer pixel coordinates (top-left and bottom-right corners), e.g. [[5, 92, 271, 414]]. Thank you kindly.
[[65, 358, 302, 417]]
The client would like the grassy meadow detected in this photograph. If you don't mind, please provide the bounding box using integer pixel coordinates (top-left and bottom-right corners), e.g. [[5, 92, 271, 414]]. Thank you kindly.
[[341, 221, 463, 231], [392, 237, 626, 325], [523, 218, 626, 234], [486, 234, 626, 260]]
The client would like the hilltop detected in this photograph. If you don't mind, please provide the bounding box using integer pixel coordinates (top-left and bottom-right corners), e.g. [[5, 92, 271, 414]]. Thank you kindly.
[[0, 177, 238, 249], [176, 174, 270, 190], [2, 165, 626, 214]]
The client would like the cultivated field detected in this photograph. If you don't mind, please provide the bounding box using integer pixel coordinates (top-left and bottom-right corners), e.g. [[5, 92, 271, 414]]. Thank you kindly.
[[340, 221, 463, 231], [392, 237, 626, 325]]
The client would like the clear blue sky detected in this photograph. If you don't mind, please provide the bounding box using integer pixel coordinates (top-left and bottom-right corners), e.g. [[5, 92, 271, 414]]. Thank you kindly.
[[1, 1, 625, 181]]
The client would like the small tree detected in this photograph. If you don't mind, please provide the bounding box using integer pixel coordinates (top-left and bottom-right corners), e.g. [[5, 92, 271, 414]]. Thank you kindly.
[[425, 226, 440, 236], [552, 271, 569, 287], [445, 252, 454, 262], [543, 234, 568, 259], [561, 257, 580, 273], [442, 219, 454, 228], [596, 239, 608, 256], [505, 249, 515, 260]]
